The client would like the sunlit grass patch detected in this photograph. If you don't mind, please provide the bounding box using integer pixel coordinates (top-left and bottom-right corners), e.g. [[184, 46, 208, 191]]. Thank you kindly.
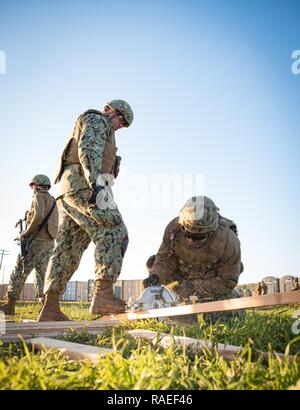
[[0, 303, 299, 390]]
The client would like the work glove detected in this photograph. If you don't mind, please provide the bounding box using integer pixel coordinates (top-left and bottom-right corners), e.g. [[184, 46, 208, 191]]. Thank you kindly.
[[113, 156, 122, 179], [143, 274, 160, 288], [87, 184, 105, 205]]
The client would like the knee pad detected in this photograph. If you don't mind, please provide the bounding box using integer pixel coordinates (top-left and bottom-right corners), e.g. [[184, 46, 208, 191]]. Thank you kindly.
[[121, 235, 129, 258]]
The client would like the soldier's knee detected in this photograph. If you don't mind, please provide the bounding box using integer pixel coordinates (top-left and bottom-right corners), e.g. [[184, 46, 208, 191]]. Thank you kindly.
[[121, 235, 129, 258]]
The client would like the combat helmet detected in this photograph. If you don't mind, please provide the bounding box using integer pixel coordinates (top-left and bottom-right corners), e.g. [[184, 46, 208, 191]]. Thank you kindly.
[[105, 99, 134, 127], [29, 174, 51, 188], [146, 254, 156, 272], [178, 196, 220, 235]]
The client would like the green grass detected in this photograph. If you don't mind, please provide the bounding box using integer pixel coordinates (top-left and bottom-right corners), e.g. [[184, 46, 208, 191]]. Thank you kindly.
[[9, 301, 101, 322], [0, 302, 300, 390]]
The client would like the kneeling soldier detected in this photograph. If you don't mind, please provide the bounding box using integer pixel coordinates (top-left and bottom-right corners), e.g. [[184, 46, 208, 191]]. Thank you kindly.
[[145, 195, 243, 324]]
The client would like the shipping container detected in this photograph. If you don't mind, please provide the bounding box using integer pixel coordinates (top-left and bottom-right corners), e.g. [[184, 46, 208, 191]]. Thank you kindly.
[[20, 283, 36, 301], [121, 280, 144, 302], [279, 275, 299, 292], [261, 276, 279, 294], [1, 283, 35, 301], [0, 284, 8, 301], [87, 279, 95, 302], [114, 286, 122, 299], [61, 281, 77, 301], [76, 281, 88, 301]]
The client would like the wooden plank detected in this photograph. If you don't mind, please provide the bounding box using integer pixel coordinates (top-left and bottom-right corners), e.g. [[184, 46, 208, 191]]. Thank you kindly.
[[257, 350, 297, 363], [4, 319, 119, 331], [127, 329, 298, 362], [1, 319, 119, 343], [103, 291, 300, 322], [1, 291, 299, 343], [127, 329, 242, 360], [0, 329, 111, 343], [31, 337, 113, 363]]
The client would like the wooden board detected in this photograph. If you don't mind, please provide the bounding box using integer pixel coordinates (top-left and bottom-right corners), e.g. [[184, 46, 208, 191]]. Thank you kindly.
[[127, 329, 242, 360], [1, 319, 119, 343], [31, 337, 114, 363], [1, 291, 299, 343], [103, 291, 300, 322], [127, 329, 298, 362]]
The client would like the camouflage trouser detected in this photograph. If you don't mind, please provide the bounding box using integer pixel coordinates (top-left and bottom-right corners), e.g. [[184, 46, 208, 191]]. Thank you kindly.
[[44, 189, 128, 295], [7, 238, 54, 300], [34, 272, 45, 300]]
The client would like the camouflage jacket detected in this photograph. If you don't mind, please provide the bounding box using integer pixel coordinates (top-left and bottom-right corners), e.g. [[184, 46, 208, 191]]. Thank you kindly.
[[55, 110, 117, 197], [150, 216, 242, 298]]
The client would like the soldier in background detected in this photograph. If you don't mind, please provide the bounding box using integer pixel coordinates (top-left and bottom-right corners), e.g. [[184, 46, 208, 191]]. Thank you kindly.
[[144, 196, 243, 324], [292, 278, 300, 291], [38, 100, 134, 321], [261, 281, 268, 295], [254, 282, 263, 296], [0, 175, 58, 316]]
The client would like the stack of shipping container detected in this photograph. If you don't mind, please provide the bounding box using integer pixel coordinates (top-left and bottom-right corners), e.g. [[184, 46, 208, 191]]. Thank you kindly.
[[0, 276, 299, 302]]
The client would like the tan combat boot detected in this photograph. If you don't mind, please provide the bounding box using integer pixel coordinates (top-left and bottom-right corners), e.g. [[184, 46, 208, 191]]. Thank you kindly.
[[37, 291, 69, 322], [0, 295, 16, 316], [89, 279, 127, 315]]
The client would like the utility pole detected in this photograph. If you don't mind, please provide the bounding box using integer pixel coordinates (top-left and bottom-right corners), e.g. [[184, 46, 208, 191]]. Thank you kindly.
[[2, 266, 6, 285], [0, 249, 9, 283]]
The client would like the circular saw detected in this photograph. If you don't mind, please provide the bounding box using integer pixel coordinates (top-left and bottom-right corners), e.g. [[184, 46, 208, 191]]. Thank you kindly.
[[132, 283, 180, 311]]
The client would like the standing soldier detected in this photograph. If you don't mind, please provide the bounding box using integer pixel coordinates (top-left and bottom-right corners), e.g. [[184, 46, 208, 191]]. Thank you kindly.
[[254, 282, 263, 296], [144, 196, 243, 324], [292, 278, 300, 291], [261, 281, 268, 295], [0, 175, 58, 316], [38, 100, 134, 321]]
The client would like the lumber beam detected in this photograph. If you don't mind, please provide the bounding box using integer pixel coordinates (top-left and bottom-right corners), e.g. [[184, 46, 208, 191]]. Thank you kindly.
[[127, 329, 242, 360], [103, 291, 300, 322], [1, 292, 299, 343], [0, 319, 119, 343], [127, 329, 298, 363], [31, 337, 113, 363]]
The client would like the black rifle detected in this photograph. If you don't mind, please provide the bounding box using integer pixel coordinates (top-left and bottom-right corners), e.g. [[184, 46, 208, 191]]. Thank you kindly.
[[15, 211, 28, 272]]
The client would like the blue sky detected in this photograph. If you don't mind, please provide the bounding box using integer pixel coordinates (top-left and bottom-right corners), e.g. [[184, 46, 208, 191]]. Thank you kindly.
[[0, 0, 299, 285]]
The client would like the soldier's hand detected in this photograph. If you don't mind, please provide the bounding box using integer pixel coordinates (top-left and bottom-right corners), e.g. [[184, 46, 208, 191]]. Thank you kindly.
[[87, 184, 105, 205], [113, 156, 122, 179], [20, 231, 27, 238], [143, 274, 160, 288]]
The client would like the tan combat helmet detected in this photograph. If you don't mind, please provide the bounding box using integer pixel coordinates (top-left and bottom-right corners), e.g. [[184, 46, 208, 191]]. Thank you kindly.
[[146, 254, 156, 272], [29, 174, 51, 188], [105, 99, 134, 127], [178, 195, 220, 234]]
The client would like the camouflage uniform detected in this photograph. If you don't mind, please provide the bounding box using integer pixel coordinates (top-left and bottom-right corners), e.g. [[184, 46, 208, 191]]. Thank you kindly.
[[44, 109, 128, 296], [7, 189, 58, 300], [150, 216, 242, 302], [150, 196, 243, 323]]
